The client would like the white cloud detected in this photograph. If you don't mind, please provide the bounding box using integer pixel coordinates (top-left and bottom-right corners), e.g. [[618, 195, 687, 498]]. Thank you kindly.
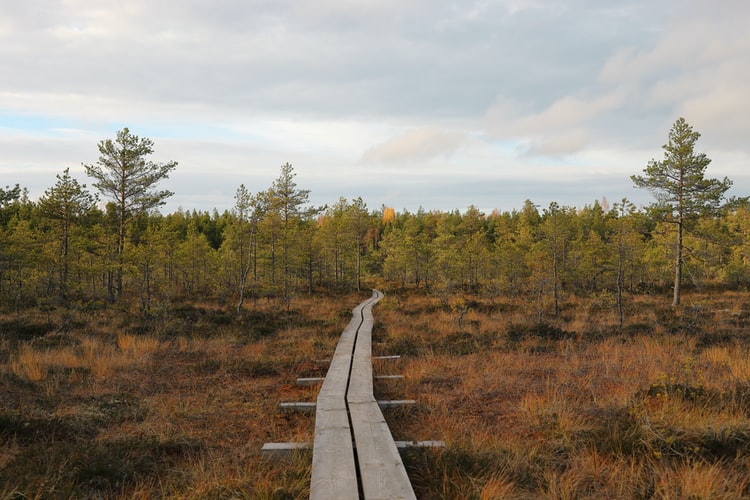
[[595, 0, 750, 150], [362, 127, 467, 165], [525, 129, 590, 157], [484, 90, 625, 156], [518, 93, 624, 134], [2, 0, 750, 213]]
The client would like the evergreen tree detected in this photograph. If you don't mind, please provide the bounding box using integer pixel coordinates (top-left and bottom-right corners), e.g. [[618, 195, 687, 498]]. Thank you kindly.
[[38, 168, 97, 302], [609, 199, 643, 328], [632, 118, 732, 306], [227, 185, 266, 312], [540, 202, 574, 317], [347, 197, 370, 291], [0, 184, 21, 208], [267, 163, 322, 305], [84, 128, 178, 300], [0, 184, 22, 228]]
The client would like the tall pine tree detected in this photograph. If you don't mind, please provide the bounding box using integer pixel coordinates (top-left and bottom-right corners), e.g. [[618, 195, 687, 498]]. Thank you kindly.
[[84, 128, 177, 300], [632, 118, 731, 306]]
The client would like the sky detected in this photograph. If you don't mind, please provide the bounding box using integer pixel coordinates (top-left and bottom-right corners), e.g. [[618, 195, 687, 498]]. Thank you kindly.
[[2, 0, 750, 215]]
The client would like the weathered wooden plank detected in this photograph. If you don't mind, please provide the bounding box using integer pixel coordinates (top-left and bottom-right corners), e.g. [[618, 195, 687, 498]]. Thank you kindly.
[[310, 404, 359, 499], [395, 440, 446, 449], [260, 442, 310, 459], [349, 401, 416, 500], [347, 290, 417, 500], [279, 402, 316, 413], [280, 400, 415, 412], [298, 375, 403, 386], [309, 294, 372, 500], [261, 439, 443, 459], [378, 399, 416, 409], [296, 377, 325, 385]]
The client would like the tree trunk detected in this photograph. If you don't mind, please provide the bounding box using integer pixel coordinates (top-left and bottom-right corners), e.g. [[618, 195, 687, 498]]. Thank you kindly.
[[617, 242, 624, 329], [552, 234, 559, 317], [117, 199, 126, 301], [356, 241, 361, 292], [308, 246, 314, 295], [143, 261, 151, 315], [236, 269, 247, 314], [61, 218, 70, 303], [673, 220, 683, 306]]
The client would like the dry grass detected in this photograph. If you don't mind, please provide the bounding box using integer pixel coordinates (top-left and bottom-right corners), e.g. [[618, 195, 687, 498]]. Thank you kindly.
[[8, 333, 161, 384], [3, 288, 750, 498], [0, 292, 359, 499], [376, 288, 750, 498], [10, 345, 49, 382]]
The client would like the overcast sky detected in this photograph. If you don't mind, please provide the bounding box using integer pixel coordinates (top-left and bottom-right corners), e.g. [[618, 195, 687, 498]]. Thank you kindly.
[[2, 0, 749, 215]]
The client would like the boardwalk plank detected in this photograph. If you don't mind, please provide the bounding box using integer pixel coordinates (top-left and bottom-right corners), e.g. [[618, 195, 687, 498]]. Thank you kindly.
[[348, 291, 417, 500], [310, 405, 358, 499], [310, 290, 416, 500], [309, 296, 368, 499]]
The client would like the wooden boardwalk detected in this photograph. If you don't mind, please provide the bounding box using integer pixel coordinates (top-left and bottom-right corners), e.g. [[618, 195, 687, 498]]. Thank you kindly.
[[310, 290, 416, 500]]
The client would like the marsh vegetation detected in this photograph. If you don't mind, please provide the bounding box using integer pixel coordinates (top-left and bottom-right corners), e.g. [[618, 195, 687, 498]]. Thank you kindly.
[[2, 287, 750, 498]]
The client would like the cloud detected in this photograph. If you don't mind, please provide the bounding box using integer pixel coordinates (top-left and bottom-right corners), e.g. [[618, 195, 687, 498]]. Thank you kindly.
[[678, 84, 750, 150], [484, 90, 624, 156], [3, 0, 750, 214], [361, 127, 467, 165], [524, 129, 590, 157], [0, 0, 661, 124], [595, 0, 750, 150], [481, 0, 750, 159]]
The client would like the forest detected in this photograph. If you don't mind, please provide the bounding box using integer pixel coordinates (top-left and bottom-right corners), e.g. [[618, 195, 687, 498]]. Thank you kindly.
[[1, 122, 748, 318], [3, 171, 750, 313]]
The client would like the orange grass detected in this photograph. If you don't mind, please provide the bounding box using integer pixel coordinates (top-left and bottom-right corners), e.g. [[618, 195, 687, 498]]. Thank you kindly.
[[3, 288, 750, 498], [0, 292, 361, 499], [377, 288, 750, 498]]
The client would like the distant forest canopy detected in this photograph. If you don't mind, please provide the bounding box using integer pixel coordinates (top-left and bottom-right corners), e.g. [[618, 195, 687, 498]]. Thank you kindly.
[[1, 121, 748, 315]]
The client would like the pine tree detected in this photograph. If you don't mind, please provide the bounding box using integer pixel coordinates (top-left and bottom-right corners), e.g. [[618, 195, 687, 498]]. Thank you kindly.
[[267, 163, 322, 305], [84, 128, 177, 300], [632, 118, 732, 306], [38, 168, 97, 302]]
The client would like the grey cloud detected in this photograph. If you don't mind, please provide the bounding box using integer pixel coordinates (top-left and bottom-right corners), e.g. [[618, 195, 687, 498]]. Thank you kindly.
[[1, 0, 666, 121], [3, 0, 750, 214], [482, 0, 750, 158]]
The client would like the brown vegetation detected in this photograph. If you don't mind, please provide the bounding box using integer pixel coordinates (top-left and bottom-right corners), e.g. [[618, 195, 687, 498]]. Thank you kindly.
[[2, 288, 750, 498], [0, 294, 357, 498], [376, 288, 750, 498]]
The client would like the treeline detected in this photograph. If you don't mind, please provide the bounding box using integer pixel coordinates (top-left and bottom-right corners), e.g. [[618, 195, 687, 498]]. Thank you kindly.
[[0, 162, 372, 313], [2, 171, 750, 317], [2, 121, 749, 319]]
